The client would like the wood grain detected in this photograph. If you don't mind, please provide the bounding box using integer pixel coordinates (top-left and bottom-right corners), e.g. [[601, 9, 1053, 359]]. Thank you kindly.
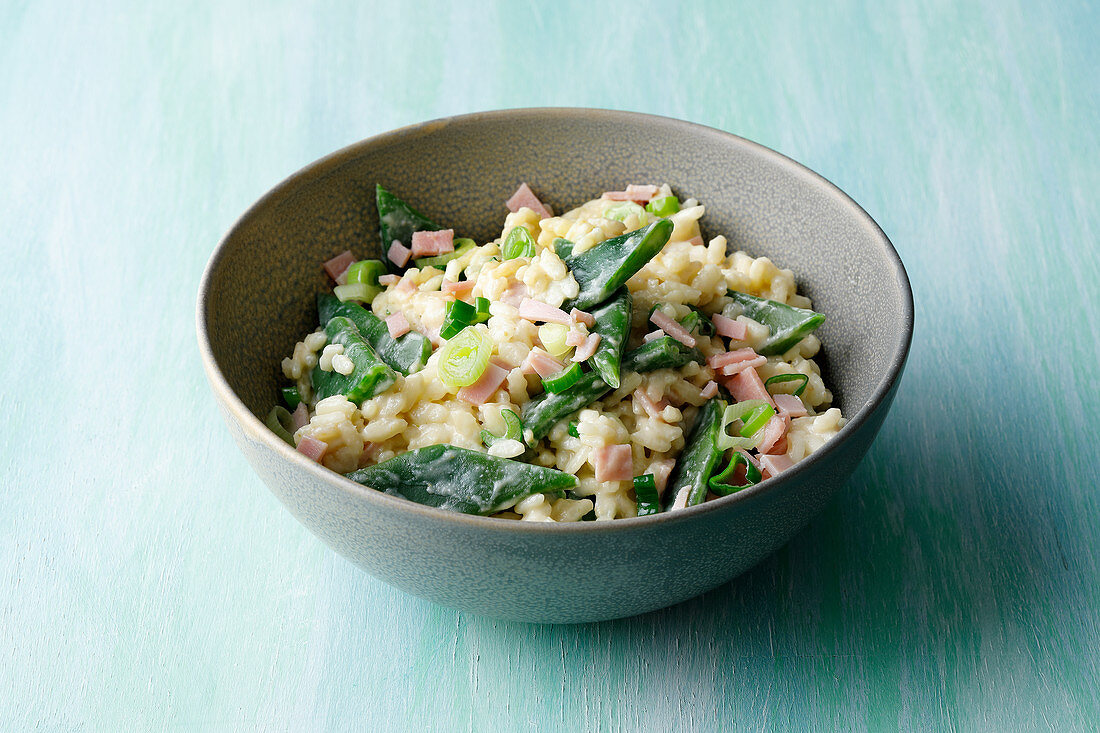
[[2, 0, 1097, 729]]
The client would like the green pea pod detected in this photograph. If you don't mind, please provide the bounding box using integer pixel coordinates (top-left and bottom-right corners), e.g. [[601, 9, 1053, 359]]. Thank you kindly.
[[726, 290, 825, 356], [588, 289, 632, 388], [318, 294, 431, 375], [553, 237, 574, 260], [564, 219, 673, 310], [621, 335, 703, 373], [663, 399, 726, 510], [345, 444, 576, 515], [376, 185, 443, 264], [521, 370, 611, 444], [311, 316, 398, 402]]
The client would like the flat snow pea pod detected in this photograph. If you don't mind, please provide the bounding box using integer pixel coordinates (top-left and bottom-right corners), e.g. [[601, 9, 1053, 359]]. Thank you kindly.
[[521, 370, 611, 444], [318, 294, 431, 374], [344, 444, 576, 515], [563, 218, 673, 310], [726, 290, 825, 356], [621, 335, 703, 373], [311, 316, 398, 402], [376, 184, 443, 262], [553, 237, 574, 260], [588, 289, 632, 388], [663, 399, 726, 511]]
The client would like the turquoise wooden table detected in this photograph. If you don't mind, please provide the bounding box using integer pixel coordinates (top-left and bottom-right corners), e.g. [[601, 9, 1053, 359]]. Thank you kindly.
[[3, 1, 1098, 729]]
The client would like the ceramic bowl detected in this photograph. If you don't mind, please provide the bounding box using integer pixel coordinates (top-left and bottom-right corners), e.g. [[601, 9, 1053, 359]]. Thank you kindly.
[[197, 108, 912, 623]]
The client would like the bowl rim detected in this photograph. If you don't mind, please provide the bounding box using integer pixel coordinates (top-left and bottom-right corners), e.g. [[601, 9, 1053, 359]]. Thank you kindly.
[[196, 106, 914, 534]]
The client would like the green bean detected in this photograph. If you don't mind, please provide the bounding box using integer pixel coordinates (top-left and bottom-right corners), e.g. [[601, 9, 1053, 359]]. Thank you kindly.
[[376, 185, 443, 262], [345, 444, 576, 515], [621, 335, 703, 373], [564, 219, 673, 310], [726, 290, 825, 356], [663, 399, 725, 510], [310, 316, 397, 402], [318, 294, 431, 375], [588, 289, 632, 388]]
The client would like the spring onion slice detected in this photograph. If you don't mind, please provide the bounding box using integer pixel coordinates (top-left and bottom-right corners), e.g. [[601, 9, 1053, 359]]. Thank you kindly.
[[678, 305, 715, 336], [717, 401, 768, 450], [645, 195, 680, 217], [481, 408, 523, 448], [708, 451, 762, 496], [764, 373, 809, 397], [502, 226, 536, 259], [281, 386, 301, 410], [440, 299, 477, 340], [414, 238, 476, 269], [542, 362, 582, 394], [265, 406, 296, 446], [437, 326, 493, 388], [634, 474, 661, 516], [605, 202, 647, 224], [473, 296, 491, 324], [333, 282, 380, 304], [739, 403, 776, 438], [538, 323, 571, 357], [346, 259, 386, 287]]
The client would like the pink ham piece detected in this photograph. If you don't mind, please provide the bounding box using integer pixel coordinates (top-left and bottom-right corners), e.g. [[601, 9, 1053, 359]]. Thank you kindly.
[[388, 240, 411, 267], [707, 348, 760, 369], [570, 308, 595, 327], [522, 349, 565, 379], [756, 413, 791, 455], [378, 274, 400, 286], [773, 393, 808, 418], [518, 298, 571, 325], [565, 329, 588, 347], [602, 184, 659, 203], [442, 279, 474, 298], [724, 367, 776, 407], [686, 235, 705, 248], [457, 363, 509, 405], [571, 333, 601, 362], [385, 312, 411, 339], [712, 314, 748, 341], [506, 182, 553, 219], [323, 250, 356, 281], [296, 435, 327, 462], [633, 389, 667, 418], [593, 444, 634, 482], [643, 329, 665, 343], [721, 356, 767, 376], [649, 310, 696, 347], [760, 453, 794, 479], [500, 283, 529, 308], [290, 403, 309, 432], [490, 356, 513, 370], [700, 380, 719, 399], [395, 277, 416, 294], [410, 229, 455, 258], [649, 459, 676, 494]]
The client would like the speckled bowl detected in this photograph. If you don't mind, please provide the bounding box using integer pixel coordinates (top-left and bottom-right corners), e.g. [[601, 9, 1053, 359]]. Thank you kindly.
[[197, 108, 912, 623]]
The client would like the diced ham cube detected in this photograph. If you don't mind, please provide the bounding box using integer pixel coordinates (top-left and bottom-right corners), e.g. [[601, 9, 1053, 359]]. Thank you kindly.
[[686, 235, 705, 248], [570, 308, 595, 327], [518, 298, 571, 325], [566, 329, 588, 347], [378, 274, 400, 286], [410, 229, 455, 258], [457, 363, 509, 405], [648, 459, 676, 495], [505, 182, 553, 219], [442, 279, 474, 298], [712, 314, 748, 341], [296, 435, 327, 462], [593, 444, 634, 482], [571, 334, 601, 362], [700, 380, 719, 399], [707, 348, 761, 369], [290, 404, 309, 431], [759, 453, 794, 479], [756, 413, 791, 455], [522, 349, 565, 379], [385, 312, 411, 338], [388, 240, 411, 267], [323, 250, 356, 281], [773, 393, 808, 418], [649, 310, 696, 347], [602, 184, 659, 203], [500, 283, 529, 307], [724, 367, 776, 407], [721, 355, 767, 376], [643, 329, 665, 343]]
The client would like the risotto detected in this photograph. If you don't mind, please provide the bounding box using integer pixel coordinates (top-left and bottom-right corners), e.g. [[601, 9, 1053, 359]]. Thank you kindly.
[[266, 183, 845, 521]]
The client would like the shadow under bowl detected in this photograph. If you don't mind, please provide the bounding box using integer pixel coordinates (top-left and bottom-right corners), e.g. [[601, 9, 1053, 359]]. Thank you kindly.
[[197, 108, 913, 623]]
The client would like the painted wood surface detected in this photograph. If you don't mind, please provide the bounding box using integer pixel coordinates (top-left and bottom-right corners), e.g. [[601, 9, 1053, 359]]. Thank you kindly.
[[2, 1, 1098, 729]]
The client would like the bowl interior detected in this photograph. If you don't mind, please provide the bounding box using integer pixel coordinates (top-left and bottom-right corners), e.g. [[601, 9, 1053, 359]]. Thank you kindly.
[[202, 109, 910, 447]]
